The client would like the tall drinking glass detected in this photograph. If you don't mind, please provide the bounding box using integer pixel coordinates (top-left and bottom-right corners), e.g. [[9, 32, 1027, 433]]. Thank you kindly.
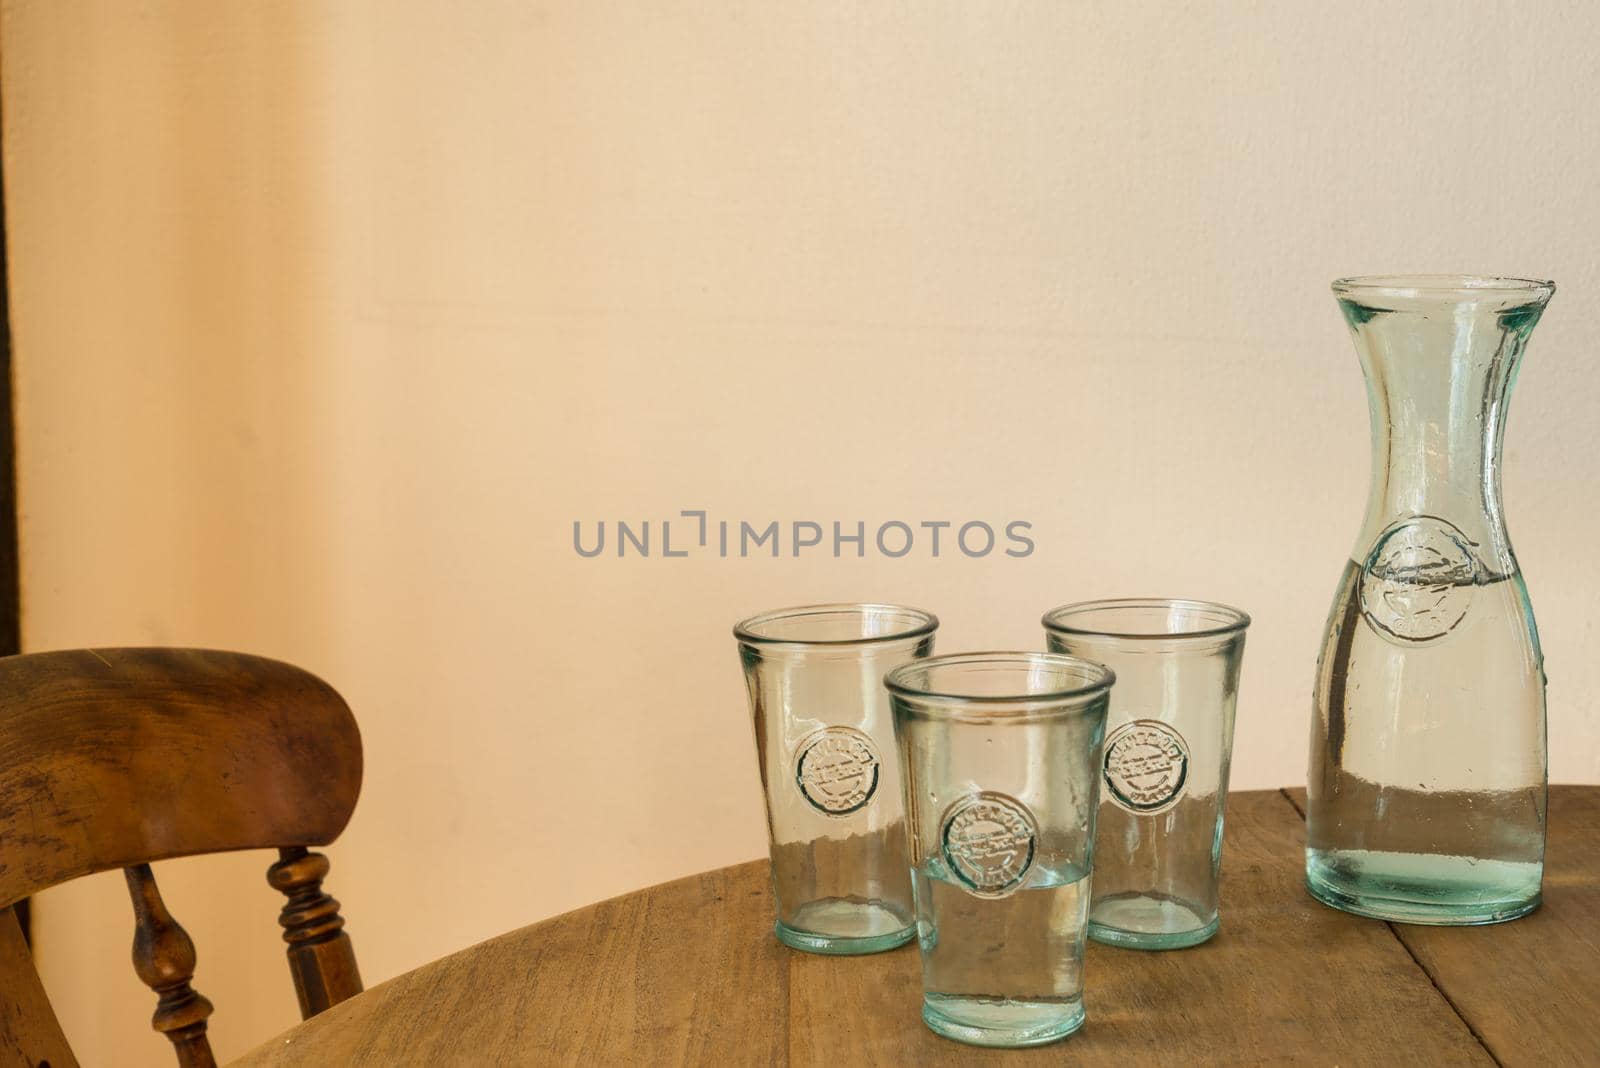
[[1044, 599, 1249, 949], [736, 603, 937, 954], [888, 652, 1112, 1047]]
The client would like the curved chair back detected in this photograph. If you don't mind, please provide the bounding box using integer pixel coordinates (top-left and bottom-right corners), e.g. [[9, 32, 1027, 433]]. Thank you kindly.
[[0, 648, 364, 1068]]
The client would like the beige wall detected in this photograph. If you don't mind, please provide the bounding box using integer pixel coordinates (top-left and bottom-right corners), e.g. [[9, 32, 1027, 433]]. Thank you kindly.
[[5, 2, 1598, 1062]]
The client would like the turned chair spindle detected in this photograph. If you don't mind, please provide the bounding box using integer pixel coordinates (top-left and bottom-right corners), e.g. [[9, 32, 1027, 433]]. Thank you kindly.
[[125, 864, 217, 1068], [268, 847, 362, 1017]]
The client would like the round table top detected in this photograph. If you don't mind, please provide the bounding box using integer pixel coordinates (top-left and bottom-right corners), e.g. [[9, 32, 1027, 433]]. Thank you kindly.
[[236, 787, 1599, 1066]]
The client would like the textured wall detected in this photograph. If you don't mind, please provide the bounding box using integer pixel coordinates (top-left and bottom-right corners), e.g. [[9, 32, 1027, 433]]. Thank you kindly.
[[5, 2, 1598, 1062]]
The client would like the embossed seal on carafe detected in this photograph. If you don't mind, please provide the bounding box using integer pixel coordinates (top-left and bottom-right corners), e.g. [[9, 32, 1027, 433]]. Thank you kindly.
[[1358, 515, 1479, 644]]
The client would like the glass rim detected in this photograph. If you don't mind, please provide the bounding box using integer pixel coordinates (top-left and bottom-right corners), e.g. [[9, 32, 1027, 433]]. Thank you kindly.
[[732, 601, 938, 648], [1042, 597, 1251, 641], [884, 650, 1114, 704], [1331, 274, 1555, 301]]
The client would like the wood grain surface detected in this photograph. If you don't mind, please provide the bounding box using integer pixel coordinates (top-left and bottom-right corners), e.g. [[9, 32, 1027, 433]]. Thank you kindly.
[[0, 647, 362, 908], [0, 906, 76, 1068], [1287, 786, 1600, 1068], [234, 787, 1600, 1066]]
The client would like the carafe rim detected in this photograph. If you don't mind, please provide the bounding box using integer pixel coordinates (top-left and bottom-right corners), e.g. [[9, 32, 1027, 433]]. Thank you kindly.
[[1333, 274, 1554, 302]]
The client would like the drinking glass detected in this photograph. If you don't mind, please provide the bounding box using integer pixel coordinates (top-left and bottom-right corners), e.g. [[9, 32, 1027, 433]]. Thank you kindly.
[[887, 652, 1112, 1047], [736, 602, 937, 954], [1043, 598, 1249, 949]]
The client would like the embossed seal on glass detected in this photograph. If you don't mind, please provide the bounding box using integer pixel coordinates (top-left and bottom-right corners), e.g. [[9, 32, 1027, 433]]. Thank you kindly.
[[940, 792, 1038, 897], [1359, 515, 1479, 644], [793, 726, 880, 816], [1103, 719, 1189, 814]]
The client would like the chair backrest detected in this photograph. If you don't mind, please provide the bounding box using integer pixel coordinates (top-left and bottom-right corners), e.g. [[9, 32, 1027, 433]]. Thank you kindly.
[[0, 647, 364, 1068]]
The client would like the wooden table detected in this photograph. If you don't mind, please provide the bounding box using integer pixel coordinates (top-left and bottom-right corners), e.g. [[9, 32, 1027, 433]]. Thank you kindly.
[[235, 788, 1599, 1066]]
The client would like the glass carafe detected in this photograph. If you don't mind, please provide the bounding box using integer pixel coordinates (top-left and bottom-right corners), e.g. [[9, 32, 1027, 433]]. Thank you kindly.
[[1307, 275, 1553, 926]]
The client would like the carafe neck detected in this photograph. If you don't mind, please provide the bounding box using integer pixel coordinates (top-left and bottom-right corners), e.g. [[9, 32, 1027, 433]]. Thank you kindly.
[[1338, 279, 1551, 573]]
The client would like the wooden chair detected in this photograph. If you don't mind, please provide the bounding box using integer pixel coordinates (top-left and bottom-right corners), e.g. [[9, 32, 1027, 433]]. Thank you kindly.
[[0, 647, 364, 1068]]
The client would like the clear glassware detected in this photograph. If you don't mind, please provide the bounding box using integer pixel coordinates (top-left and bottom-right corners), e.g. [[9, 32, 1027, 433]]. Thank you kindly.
[[887, 652, 1112, 1048], [1043, 599, 1249, 950], [736, 602, 937, 954], [1307, 275, 1554, 926]]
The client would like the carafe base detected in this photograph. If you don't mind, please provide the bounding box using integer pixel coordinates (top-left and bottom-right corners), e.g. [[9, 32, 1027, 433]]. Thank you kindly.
[[1306, 848, 1541, 926]]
